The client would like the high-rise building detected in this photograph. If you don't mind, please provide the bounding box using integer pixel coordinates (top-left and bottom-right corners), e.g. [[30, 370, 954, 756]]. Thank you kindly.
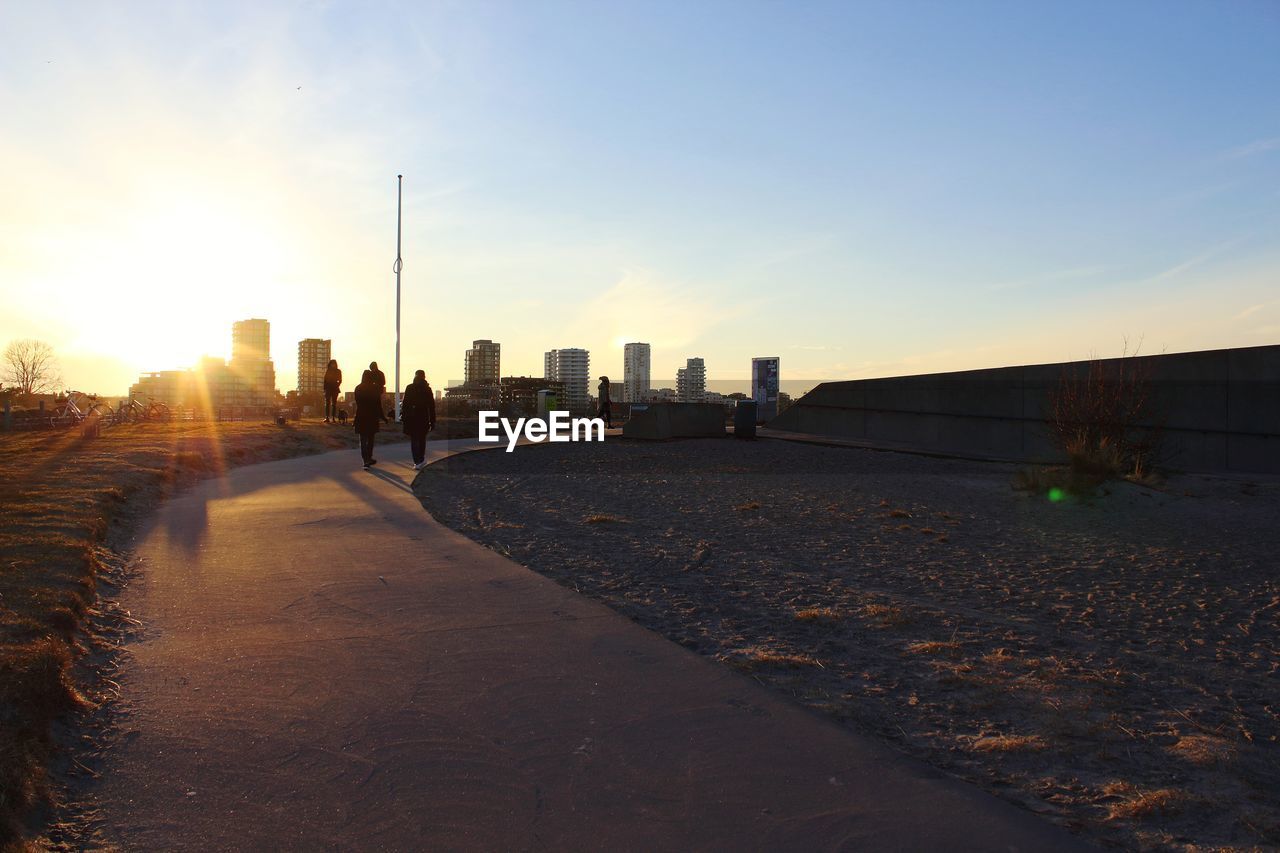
[[622, 342, 651, 403], [232, 319, 270, 361], [297, 338, 332, 397], [464, 339, 501, 387], [229, 318, 276, 408], [543, 348, 590, 412], [676, 357, 706, 403]]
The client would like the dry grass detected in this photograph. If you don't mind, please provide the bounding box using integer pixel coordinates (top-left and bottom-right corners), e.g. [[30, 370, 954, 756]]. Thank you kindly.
[[862, 603, 911, 628], [794, 606, 842, 623], [582, 513, 628, 524], [0, 420, 398, 847], [736, 500, 761, 511], [726, 648, 823, 670], [888, 508, 912, 518], [905, 640, 961, 656], [1168, 734, 1237, 767], [1102, 781, 1190, 821], [972, 733, 1047, 753]]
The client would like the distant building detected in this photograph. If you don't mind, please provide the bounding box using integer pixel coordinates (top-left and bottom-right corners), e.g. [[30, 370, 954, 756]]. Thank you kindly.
[[129, 370, 189, 407], [232, 318, 270, 361], [465, 339, 501, 387], [500, 376, 565, 416], [297, 338, 331, 397], [648, 387, 678, 402], [444, 383, 499, 407], [544, 348, 590, 412], [623, 342, 651, 403], [130, 319, 279, 412], [752, 356, 780, 421], [229, 318, 276, 407], [676, 357, 706, 403]]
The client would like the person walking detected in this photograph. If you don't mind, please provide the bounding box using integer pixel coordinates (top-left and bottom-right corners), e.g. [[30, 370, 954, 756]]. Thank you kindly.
[[322, 359, 342, 423], [369, 361, 386, 392], [401, 370, 436, 469], [353, 369, 388, 469], [368, 361, 389, 419], [597, 375, 613, 429]]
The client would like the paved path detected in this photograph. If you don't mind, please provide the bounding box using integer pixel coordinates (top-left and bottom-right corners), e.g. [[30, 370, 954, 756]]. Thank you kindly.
[[89, 439, 1086, 851]]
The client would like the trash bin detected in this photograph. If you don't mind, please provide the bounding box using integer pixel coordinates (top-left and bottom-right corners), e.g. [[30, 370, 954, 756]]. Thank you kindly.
[[734, 400, 757, 440]]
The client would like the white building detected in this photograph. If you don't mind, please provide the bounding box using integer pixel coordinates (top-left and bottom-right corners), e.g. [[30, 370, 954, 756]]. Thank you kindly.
[[676, 357, 706, 403], [622, 342, 651, 403], [544, 348, 591, 412]]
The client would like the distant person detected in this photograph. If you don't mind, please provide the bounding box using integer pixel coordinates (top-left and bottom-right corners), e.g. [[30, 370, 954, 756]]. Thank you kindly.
[[353, 369, 388, 469], [401, 369, 436, 469], [322, 359, 342, 423], [597, 375, 612, 428], [369, 360, 388, 418]]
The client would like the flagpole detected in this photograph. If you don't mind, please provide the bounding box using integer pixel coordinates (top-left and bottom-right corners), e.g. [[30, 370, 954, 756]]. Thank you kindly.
[[394, 174, 403, 420]]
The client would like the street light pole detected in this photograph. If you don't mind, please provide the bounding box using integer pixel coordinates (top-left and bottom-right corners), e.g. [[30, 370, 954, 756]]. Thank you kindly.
[[394, 174, 403, 420]]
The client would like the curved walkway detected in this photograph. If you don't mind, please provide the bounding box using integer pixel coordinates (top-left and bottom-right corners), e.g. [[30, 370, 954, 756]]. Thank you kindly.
[[85, 439, 1086, 851]]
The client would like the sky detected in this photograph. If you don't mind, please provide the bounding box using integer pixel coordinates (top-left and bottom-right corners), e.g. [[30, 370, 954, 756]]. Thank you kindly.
[[2, 0, 1278, 395]]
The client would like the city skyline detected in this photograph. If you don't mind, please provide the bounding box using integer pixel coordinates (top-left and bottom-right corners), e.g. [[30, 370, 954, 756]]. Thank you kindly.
[[3, 2, 1279, 397]]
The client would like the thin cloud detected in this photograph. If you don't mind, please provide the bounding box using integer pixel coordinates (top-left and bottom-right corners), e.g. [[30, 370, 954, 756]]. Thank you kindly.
[[563, 269, 753, 356], [1235, 302, 1272, 321], [1135, 234, 1252, 286], [1222, 136, 1280, 160], [986, 265, 1109, 293]]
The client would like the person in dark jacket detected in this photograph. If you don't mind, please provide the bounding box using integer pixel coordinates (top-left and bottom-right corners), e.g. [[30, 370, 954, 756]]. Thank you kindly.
[[353, 369, 389, 469], [322, 359, 342, 423], [401, 370, 436, 469], [597, 375, 612, 429], [368, 361, 387, 392], [368, 361, 388, 418]]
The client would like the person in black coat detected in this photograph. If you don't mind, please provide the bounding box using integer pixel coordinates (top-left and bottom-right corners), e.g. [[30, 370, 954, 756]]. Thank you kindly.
[[322, 359, 342, 423], [353, 369, 389, 469], [401, 370, 436, 469], [368, 361, 387, 392], [597, 375, 612, 428], [368, 361, 388, 418]]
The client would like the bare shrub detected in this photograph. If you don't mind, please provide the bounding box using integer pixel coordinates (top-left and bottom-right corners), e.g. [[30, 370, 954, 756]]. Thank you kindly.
[[1046, 342, 1163, 491]]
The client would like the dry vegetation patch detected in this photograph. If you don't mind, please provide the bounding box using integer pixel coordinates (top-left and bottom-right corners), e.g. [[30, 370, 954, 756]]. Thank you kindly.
[[725, 648, 823, 671], [1102, 782, 1191, 821], [972, 733, 1048, 753], [794, 606, 842, 623], [582, 513, 628, 524], [905, 640, 961, 656], [1168, 734, 1237, 767]]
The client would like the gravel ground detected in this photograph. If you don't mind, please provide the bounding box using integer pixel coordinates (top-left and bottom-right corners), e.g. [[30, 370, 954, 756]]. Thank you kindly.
[[414, 437, 1280, 850]]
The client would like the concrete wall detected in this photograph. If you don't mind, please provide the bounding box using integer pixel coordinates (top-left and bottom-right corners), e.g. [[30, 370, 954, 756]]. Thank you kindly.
[[768, 345, 1280, 474], [623, 403, 727, 440]]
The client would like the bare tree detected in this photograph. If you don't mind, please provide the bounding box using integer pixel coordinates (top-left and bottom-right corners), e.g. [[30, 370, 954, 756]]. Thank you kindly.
[[3, 339, 61, 397]]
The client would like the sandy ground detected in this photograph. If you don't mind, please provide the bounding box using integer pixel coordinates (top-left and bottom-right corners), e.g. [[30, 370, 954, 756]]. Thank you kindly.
[[414, 437, 1280, 850]]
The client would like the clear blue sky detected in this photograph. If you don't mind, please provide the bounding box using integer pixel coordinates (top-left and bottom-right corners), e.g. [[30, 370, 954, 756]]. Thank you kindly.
[[2, 0, 1278, 393]]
